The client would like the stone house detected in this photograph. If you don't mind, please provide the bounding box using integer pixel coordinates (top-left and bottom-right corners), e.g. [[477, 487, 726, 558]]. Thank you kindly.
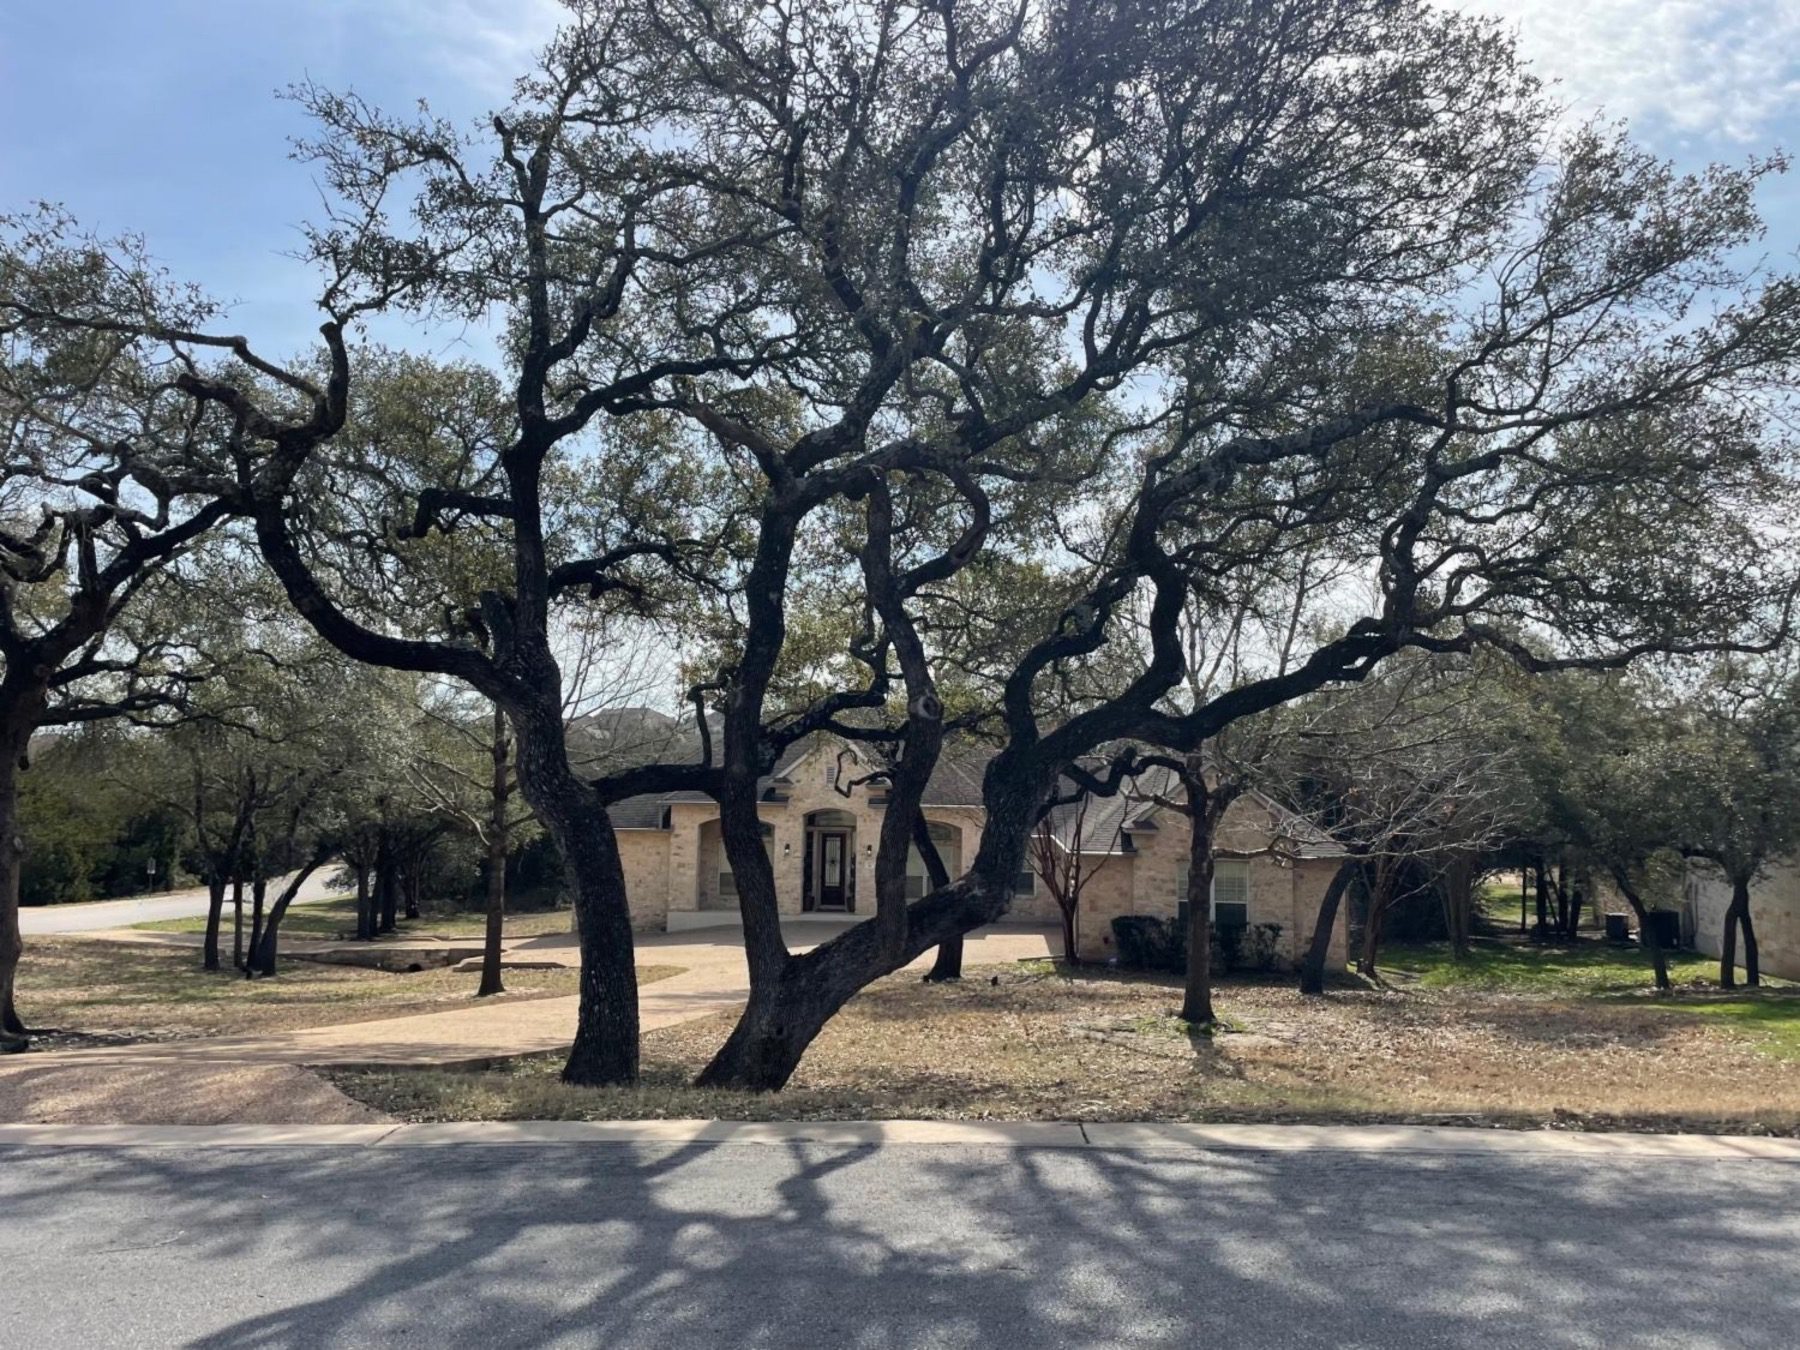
[[1684, 859, 1800, 981], [577, 712, 1348, 970]]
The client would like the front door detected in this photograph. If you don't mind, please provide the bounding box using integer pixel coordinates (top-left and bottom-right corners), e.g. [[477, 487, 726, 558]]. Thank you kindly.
[[816, 830, 853, 911]]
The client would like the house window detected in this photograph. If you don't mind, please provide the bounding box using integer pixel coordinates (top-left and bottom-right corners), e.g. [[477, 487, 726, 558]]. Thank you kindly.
[[1173, 857, 1251, 928], [718, 824, 774, 901], [905, 822, 962, 899], [1012, 869, 1035, 897], [825, 760, 839, 786]]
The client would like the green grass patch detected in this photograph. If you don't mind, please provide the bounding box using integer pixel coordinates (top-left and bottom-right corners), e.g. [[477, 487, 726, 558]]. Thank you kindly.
[[1381, 936, 1721, 994], [1662, 997, 1800, 1062]]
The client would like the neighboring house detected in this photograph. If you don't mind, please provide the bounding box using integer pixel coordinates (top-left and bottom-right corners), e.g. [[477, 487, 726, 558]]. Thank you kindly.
[[577, 712, 1349, 971], [1684, 859, 1800, 981]]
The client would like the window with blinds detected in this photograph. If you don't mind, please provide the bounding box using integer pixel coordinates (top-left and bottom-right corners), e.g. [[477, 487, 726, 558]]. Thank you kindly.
[[1173, 857, 1251, 927]]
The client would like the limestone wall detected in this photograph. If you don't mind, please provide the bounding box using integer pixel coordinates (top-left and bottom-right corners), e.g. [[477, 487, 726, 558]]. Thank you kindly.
[[1070, 797, 1347, 969], [614, 828, 671, 931], [1688, 857, 1800, 981]]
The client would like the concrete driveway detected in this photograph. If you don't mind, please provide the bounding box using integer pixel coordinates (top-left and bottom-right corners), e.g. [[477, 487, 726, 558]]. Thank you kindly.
[[4, 922, 1064, 1073], [19, 871, 349, 934]]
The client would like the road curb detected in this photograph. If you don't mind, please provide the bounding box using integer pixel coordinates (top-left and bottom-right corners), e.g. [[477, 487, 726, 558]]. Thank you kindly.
[[2, 1119, 1798, 1159]]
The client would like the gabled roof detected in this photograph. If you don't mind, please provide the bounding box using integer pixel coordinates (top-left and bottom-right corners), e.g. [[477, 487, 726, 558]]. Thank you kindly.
[[1042, 758, 1343, 859], [579, 716, 997, 828]]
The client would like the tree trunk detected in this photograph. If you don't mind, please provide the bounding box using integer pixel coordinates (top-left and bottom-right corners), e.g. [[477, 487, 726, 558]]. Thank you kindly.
[[505, 692, 640, 1085], [1180, 834, 1216, 1027], [0, 753, 29, 1047], [1299, 860, 1358, 996], [1742, 903, 1761, 987], [477, 704, 510, 999], [376, 838, 397, 934], [923, 933, 964, 982], [1532, 861, 1551, 939], [202, 875, 228, 971], [250, 852, 330, 977], [404, 866, 422, 921], [245, 871, 268, 980], [1616, 876, 1671, 991], [550, 803, 638, 1084], [231, 873, 245, 971], [1357, 860, 1395, 979], [1723, 874, 1760, 989], [353, 862, 373, 941], [1720, 884, 1741, 990]]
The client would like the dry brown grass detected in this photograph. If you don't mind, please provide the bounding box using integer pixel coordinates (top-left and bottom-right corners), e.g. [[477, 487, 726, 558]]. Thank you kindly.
[[333, 962, 1800, 1134], [14, 937, 681, 1043]]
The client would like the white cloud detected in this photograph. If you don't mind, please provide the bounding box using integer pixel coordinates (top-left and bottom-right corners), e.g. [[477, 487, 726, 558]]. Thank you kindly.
[[1442, 0, 1800, 144], [347, 0, 566, 98]]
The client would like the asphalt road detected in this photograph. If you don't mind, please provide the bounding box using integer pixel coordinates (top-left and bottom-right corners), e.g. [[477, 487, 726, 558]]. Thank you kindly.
[[19, 871, 347, 934], [2, 1140, 1796, 1348]]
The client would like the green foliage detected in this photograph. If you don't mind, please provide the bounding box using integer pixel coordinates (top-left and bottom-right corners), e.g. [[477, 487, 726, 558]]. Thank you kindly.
[[1383, 938, 1719, 993], [19, 731, 182, 905]]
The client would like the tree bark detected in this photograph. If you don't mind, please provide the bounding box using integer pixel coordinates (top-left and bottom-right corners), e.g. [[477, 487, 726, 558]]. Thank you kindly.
[[1616, 874, 1671, 991], [230, 873, 245, 971], [202, 875, 228, 972], [1721, 881, 1742, 990], [376, 836, 398, 934], [1723, 874, 1760, 989], [915, 813, 960, 981], [1742, 901, 1761, 987], [1299, 860, 1359, 996], [353, 861, 373, 941], [506, 696, 640, 1085], [0, 752, 29, 1047], [1357, 858, 1396, 978], [477, 703, 510, 999], [245, 872, 267, 981], [923, 934, 964, 982], [1178, 760, 1224, 1028], [699, 780, 1037, 1090], [249, 852, 330, 977]]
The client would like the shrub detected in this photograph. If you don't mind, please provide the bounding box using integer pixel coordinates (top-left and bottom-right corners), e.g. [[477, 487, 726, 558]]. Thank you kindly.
[[1112, 915, 1286, 975], [1111, 915, 1185, 973]]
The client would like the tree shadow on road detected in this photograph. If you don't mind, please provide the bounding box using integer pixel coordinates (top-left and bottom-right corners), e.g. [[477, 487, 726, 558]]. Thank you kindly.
[[2, 1136, 1797, 1348]]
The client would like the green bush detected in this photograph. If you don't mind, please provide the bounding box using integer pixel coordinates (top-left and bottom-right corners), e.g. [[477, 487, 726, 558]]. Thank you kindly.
[[1111, 915, 1286, 975]]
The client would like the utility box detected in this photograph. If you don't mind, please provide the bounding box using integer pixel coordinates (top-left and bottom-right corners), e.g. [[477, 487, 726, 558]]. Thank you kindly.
[[1642, 909, 1682, 950]]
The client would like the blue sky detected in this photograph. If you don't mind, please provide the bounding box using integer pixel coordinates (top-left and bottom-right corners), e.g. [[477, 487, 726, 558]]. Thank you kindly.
[[3, 0, 1796, 361]]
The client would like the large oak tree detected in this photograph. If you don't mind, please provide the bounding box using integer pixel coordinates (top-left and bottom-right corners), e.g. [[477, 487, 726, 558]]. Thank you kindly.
[[9, 0, 1799, 1088]]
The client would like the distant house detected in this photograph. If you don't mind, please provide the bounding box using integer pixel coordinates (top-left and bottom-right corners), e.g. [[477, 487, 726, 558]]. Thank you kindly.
[[573, 714, 1349, 969], [1684, 859, 1800, 981]]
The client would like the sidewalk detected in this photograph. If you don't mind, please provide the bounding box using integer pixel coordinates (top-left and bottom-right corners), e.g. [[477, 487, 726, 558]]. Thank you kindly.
[[3, 1117, 1797, 1161], [0, 924, 1059, 1124]]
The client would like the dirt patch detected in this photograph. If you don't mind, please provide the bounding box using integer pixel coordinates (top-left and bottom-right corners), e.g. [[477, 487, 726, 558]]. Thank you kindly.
[[0, 1060, 390, 1125], [332, 964, 1800, 1134], [11, 938, 678, 1042]]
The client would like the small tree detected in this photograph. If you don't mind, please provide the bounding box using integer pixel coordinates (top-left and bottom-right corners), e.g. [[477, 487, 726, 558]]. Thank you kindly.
[[410, 692, 535, 996], [1028, 788, 1103, 967], [1668, 659, 1800, 987]]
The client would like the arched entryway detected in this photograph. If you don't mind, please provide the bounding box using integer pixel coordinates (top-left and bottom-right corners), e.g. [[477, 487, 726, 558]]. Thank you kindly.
[[803, 809, 857, 912]]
